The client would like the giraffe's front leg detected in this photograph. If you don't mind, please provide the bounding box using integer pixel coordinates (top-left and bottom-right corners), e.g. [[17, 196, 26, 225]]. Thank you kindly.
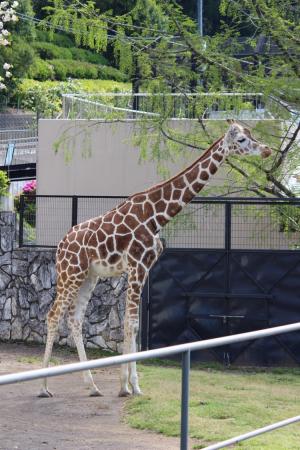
[[119, 264, 147, 397], [128, 318, 142, 396], [119, 320, 142, 396], [119, 311, 142, 396], [119, 309, 134, 397]]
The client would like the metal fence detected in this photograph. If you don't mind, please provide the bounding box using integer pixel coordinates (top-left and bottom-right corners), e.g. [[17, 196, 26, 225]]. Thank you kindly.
[[0, 127, 38, 167], [18, 195, 300, 251], [18, 195, 127, 247], [62, 92, 286, 120], [0, 322, 300, 450], [0, 113, 36, 130]]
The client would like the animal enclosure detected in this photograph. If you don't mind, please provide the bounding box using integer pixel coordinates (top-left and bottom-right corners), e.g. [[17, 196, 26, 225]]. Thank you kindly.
[[141, 197, 300, 366], [17, 196, 300, 366]]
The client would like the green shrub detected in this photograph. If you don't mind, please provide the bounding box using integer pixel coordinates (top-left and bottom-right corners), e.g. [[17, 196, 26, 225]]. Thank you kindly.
[[27, 58, 54, 81], [47, 60, 127, 82], [49, 59, 99, 80], [0, 36, 35, 81], [18, 78, 130, 96], [70, 79, 130, 92], [15, 79, 81, 117], [35, 30, 48, 42], [97, 65, 128, 82], [33, 42, 73, 60], [48, 59, 127, 82], [15, 79, 131, 116], [72, 79, 130, 92], [52, 34, 75, 48], [36, 30, 74, 48], [0, 171, 9, 197], [69, 47, 109, 65], [47, 59, 68, 80]]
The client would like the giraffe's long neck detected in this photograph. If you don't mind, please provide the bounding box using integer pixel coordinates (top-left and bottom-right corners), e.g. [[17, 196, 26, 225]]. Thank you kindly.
[[138, 137, 227, 232]]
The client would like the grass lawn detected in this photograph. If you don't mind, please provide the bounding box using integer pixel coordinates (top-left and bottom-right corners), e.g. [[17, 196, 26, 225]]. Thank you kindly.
[[125, 362, 300, 449]]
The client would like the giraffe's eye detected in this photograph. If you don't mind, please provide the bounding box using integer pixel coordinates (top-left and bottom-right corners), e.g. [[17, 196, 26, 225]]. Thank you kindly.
[[238, 138, 246, 143]]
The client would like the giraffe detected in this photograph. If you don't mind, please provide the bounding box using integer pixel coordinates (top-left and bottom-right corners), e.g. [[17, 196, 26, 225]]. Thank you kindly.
[[38, 121, 272, 398]]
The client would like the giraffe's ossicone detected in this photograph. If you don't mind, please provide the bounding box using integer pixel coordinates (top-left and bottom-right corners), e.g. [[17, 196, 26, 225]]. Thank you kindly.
[[39, 121, 272, 398]]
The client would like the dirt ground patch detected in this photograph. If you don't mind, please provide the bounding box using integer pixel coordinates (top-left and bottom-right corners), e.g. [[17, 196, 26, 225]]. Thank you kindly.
[[0, 343, 179, 450]]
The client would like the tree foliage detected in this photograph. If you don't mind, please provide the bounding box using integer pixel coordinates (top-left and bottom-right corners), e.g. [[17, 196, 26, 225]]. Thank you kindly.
[[0, 170, 9, 196], [31, 1, 300, 198], [0, 0, 36, 101], [15, 0, 36, 40]]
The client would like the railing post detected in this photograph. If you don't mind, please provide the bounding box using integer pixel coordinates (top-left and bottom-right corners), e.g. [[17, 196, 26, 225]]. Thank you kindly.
[[71, 196, 78, 227], [62, 95, 66, 118], [19, 194, 24, 247], [180, 350, 191, 450]]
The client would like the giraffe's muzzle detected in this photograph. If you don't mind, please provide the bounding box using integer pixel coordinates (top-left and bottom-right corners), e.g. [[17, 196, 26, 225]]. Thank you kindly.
[[261, 146, 272, 159]]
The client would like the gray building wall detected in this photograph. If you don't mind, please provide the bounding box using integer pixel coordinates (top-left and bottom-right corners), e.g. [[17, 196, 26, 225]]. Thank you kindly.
[[37, 119, 228, 196]]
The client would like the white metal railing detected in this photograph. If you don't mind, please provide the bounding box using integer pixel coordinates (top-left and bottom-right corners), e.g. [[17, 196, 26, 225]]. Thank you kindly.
[[62, 92, 284, 121], [63, 95, 159, 119], [0, 322, 300, 449]]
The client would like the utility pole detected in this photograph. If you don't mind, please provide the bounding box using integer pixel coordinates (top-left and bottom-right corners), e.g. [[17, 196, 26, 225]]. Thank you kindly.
[[197, 0, 203, 36]]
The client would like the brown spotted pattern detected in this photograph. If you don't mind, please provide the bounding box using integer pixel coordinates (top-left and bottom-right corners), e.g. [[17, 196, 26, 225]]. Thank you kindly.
[[39, 122, 271, 398]]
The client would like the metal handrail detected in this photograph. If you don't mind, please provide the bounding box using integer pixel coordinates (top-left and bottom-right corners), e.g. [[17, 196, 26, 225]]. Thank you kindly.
[[202, 415, 300, 450], [63, 92, 264, 98], [63, 96, 159, 117], [0, 322, 300, 450]]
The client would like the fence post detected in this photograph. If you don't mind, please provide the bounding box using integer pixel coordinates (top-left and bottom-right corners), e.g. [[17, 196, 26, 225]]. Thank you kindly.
[[224, 201, 232, 365], [180, 350, 191, 450], [19, 195, 24, 247], [71, 196, 78, 227], [224, 201, 232, 253], [224, 201, 232, 291]]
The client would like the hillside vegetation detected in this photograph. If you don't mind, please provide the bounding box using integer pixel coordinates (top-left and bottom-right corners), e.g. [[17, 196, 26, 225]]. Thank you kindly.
[[7, 26, 130, 117], [1, 2, 130, 116], [27, 31, 127, 83]]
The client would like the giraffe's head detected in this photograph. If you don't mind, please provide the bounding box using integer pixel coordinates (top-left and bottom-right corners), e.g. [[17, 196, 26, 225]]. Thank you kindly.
[[224, 120, 272, 159]]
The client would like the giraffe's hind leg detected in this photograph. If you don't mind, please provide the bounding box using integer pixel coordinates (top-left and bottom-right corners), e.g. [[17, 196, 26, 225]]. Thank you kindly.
[[67, 272, 103, 397], [38, 296, 69, 398]]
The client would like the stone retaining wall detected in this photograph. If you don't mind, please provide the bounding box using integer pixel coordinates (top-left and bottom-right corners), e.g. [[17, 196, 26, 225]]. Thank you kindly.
[[0, 212, 127, 353]]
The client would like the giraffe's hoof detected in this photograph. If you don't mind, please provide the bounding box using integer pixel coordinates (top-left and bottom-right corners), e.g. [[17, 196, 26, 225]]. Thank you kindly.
[[132, 389, 143, 396], [118, 389, 132, 397], [38, 388, 53, 398], [89, 387, 104, 397]]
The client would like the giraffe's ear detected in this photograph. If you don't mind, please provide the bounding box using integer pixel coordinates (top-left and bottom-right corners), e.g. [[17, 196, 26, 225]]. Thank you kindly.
[[226, 119, 234, 125]]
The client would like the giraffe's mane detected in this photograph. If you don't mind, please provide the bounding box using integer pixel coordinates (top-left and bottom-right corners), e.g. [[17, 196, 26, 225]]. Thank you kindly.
[[129, 135, 224, 199]]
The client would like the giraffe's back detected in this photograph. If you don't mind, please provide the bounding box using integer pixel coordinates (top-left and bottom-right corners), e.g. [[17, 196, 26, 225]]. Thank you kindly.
[[56, 197, 161, 281]]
